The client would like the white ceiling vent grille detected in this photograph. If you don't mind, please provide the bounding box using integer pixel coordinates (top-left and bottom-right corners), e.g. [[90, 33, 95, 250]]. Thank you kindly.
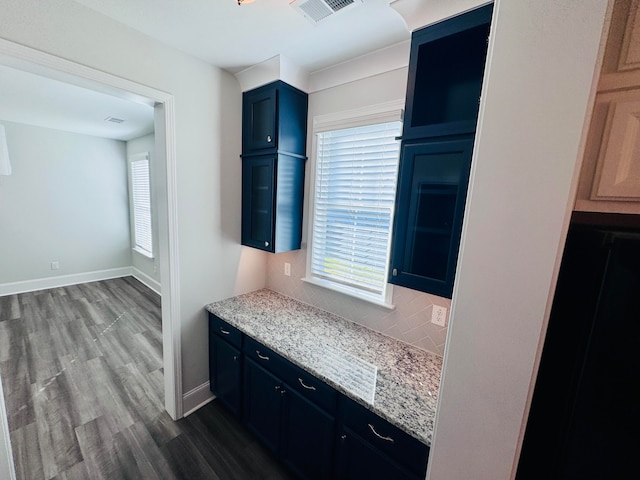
[[290, 0, 362, 24]]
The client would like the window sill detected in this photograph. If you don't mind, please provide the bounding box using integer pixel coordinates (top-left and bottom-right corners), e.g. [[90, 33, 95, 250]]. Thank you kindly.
[[132, 247, 154, 259], [301, 276, 395, 310]]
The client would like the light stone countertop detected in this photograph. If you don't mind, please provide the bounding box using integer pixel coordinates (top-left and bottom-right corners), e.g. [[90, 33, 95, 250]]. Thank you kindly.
[[205, 288, 443, 446]]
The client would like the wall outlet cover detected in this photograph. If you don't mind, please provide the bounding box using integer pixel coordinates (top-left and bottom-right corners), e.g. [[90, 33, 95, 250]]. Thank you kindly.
[[431, 305, 448, 327]]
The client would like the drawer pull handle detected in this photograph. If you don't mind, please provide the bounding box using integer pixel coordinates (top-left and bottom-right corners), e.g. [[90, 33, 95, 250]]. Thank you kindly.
[[256, 351, 270, 361], [267, 135, 272, 143], [298, 378, 316, 391], [219, 328, 230, 335], [368, 424, 394, 443]]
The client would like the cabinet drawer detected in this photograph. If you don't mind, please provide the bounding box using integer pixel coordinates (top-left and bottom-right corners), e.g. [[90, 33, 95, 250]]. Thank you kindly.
[[281, 361, 338, 415], [243, 336, 290, 379], [209, 313, 242, 349], [338, 396, 429, 477]]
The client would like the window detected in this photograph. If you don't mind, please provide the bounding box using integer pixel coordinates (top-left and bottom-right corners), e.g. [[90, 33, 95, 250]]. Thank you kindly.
[[129, 153, 153, 258], [306, 119, 402, 306]]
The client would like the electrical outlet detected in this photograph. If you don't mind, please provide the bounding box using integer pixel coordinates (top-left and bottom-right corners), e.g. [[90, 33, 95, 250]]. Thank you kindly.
[[431, 305, 448, 327], [284, 262, 291, 276], [51, 261, 59, 270]]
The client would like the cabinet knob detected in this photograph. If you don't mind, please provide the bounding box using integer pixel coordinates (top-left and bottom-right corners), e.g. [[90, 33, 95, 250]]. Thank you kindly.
[[392, 268, 398, 277], [264, 241, 270, 247], [266, 135, 272, 143], [233, 355, 238, 362], [274, 385, 280, 391]]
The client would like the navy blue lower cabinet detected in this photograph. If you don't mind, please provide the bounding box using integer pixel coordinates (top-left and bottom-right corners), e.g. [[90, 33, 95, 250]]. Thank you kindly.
[[335, 427, 418, 480], [208, 314, 242, 416], [281, 388, 335, 479], [241, 153, 305, 254], [389, 136, 474, 298], [243, 358, 283, 453], [335, 396, 429, 480]]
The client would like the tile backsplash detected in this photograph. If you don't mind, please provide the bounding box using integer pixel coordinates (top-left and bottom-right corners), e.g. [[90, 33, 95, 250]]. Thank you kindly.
[[266, 249, 450, 357]]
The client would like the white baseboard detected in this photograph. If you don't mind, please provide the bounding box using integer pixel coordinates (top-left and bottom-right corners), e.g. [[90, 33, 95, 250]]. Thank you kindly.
[[131, 268, 161, 295], [0, 267, 133, 296], [182, 382, 215, 417]]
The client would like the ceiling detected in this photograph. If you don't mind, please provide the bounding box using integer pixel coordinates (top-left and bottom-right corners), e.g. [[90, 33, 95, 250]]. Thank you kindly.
[[0, 0, 419, 141], [71, 0, 411, 74], [0, 64, 154, 141]]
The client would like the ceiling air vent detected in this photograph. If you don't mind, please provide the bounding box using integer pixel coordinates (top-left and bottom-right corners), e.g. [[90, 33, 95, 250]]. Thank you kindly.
[[290, 0, 362, 24], [104, 116, 125, 124]]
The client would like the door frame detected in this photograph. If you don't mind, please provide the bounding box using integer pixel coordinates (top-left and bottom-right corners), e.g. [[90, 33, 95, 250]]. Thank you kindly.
[[0, 38, 183, 420]]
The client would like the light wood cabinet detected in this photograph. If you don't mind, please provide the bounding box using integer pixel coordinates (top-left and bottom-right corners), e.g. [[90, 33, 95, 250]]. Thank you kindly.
[[576, 0, 640, 214]]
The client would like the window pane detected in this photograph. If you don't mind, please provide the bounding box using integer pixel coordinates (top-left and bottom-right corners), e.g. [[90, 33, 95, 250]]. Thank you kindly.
[[131, 158, 153, 256], [310, 121, 402, 299]]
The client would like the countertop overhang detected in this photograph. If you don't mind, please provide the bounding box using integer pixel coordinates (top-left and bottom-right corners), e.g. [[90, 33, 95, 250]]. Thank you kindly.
[[205, 288, 442, 446]]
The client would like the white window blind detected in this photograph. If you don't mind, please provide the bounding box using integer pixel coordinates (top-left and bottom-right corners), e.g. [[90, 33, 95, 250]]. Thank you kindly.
[[309, 121, 402, 302], [130, 155, 153, 257]]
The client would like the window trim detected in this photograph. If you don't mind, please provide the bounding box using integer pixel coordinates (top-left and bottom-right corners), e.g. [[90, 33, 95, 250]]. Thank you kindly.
[[128, 152, 154, 259], [303, 100, 404, 309]]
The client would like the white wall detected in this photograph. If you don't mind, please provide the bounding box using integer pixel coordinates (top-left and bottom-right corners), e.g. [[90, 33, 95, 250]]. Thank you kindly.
[[0, 120, 130, 290], [428, 1, 608, 479], [126, 133, 161, 293], [0, 0, 266, 395], [266, 67, 453, 356]]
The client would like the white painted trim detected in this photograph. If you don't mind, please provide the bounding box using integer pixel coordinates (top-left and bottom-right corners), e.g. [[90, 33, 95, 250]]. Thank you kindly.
[[0, 37, 182, 421], [307, 41, 411, 93], [0, 267, 132, 296], [131, 268, 161, 296], [0, 373, 16, 480], [182, 382, 215, 417]]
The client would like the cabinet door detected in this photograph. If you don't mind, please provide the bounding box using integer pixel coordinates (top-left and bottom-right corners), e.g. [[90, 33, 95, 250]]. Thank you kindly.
[[210, 335, 242, 416], [335, 427, 418, 480], [402, 4, 492, 139], [281, 388, 335, 480], [243, 86, 277, 153], [390, 137, 474, 298], [242, 156, 275, 252], [243, 358, 283, 453]]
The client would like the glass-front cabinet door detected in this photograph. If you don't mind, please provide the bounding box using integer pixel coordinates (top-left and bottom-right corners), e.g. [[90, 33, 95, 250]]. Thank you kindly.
[[389, 137, 474, 298]]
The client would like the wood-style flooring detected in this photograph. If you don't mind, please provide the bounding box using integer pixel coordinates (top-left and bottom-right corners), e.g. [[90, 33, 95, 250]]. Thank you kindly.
[[0, 277, 294, 480]]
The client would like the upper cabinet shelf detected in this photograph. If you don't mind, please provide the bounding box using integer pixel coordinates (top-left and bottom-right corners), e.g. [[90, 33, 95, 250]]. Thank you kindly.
[[242, 80, 308, 157], [402, 5, 492, 140]]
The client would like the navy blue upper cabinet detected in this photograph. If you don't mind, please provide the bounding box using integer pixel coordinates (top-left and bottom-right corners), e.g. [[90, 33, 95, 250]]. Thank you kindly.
[[241, 153, 305, 253], [242, 80, 308, 156], [241, 80, 308, 254], [390, 138, 474, 298], [402, 4, 492, 140], [390, 4, 493, 298]]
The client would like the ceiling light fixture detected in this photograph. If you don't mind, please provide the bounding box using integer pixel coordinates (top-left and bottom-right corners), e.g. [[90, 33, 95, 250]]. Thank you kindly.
[[237, 0, 256, 5]]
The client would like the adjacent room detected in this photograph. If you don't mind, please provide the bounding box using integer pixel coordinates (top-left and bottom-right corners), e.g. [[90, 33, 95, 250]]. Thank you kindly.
[[1, 1, 635, 479]]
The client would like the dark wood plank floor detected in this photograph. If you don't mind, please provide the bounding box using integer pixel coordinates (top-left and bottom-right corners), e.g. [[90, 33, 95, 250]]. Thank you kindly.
[[0, 277, 295, 480]]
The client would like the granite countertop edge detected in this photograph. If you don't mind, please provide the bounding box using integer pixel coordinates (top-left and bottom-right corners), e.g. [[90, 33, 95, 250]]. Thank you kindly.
[[205, 288, 442, 447]]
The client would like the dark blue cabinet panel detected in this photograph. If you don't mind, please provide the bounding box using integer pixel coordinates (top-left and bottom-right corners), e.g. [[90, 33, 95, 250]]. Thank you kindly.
[[336, 395, 429, 479], [243, 358, 283, 453], [241, 80, 307, 254], [390, 138, 474, 298], [390, 3, 492, 297], [282, 388, 335, 480], [242, 80, 308, 156], [243, 85, 277, 152], [208, 314, 243, 416], [402, 4, 492, 140], [241, 153, 305, 253]]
